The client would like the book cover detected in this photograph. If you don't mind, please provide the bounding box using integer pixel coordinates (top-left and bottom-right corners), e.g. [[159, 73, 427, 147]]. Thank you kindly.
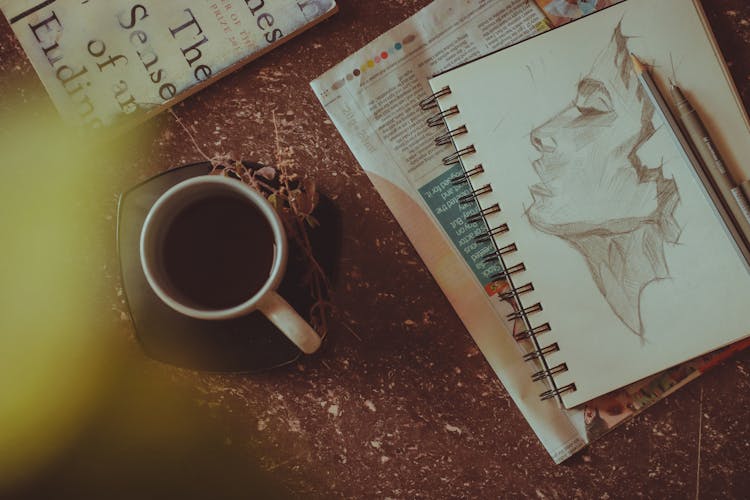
[[0, 0, 337, 131]]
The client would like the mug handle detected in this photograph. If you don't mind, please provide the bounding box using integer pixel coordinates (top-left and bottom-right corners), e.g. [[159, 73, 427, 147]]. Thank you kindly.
[[257, 291, 322, 354]]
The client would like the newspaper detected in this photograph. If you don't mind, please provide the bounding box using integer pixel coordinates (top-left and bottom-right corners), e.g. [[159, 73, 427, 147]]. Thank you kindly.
[[311, 0, 743, 463], [1, 0, 337, 131]]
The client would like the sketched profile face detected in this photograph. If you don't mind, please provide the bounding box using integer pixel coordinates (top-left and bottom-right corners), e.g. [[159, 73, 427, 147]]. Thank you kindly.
[[524, 24, 681, 336], [527, 24, 662, 235]]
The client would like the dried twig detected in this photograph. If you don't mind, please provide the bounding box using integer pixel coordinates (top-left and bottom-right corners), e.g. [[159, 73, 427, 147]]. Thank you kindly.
[[169, 109, 210, 161], [208, 156, 331, 340], [169, 109, 332, 341]]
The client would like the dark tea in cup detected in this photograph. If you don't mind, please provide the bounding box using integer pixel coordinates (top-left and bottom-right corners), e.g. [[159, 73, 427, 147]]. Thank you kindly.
[[161, 195, 275, 310], [140, 175, 321, 353]]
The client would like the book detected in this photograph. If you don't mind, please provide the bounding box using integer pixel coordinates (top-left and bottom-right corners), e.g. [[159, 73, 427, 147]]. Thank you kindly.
[[426, 0, 750, 409], [0, 0, 337, 132], [312, 0, 749, 463]]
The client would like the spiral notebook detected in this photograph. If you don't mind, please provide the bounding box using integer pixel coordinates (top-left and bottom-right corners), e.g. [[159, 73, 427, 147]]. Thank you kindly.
[[424, 0, 750, 409]]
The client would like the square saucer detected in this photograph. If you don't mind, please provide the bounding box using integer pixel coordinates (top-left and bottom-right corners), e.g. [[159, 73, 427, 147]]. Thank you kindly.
[[117, 162, 340, 372]]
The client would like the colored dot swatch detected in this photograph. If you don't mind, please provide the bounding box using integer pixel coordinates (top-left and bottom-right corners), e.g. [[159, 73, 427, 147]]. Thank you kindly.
[[332, 35, 417, 91]]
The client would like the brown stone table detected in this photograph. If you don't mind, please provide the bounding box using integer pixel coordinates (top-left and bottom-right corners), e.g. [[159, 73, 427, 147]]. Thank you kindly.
[[2, 1, 750, 498]]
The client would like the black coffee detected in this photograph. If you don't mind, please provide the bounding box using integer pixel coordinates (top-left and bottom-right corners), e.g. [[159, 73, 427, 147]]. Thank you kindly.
[[161, 195, 275, 310]]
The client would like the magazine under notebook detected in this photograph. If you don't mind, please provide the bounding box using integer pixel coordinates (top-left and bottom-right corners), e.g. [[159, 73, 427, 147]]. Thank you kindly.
[[428, 0, 750, 409]]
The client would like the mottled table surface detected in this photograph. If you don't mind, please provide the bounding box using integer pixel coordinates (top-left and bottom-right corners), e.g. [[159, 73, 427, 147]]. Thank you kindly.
[[2, 1, 750, 498]]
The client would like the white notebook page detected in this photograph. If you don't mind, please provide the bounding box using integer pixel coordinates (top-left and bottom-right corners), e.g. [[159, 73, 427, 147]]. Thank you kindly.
[[430, 0, 750, 408]]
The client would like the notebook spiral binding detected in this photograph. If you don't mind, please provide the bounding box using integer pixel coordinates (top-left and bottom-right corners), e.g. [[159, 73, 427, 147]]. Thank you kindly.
[[422, 86, 576, 403]]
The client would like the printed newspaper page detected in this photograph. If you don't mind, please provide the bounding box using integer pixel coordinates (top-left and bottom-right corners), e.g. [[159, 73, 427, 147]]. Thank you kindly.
[[311, 0, 742, 463], [1, 0, 337, 130], [312, 0, 590, 463]]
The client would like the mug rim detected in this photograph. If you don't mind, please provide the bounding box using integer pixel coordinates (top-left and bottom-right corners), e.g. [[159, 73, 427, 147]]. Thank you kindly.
[[139, 175, 288, 320]]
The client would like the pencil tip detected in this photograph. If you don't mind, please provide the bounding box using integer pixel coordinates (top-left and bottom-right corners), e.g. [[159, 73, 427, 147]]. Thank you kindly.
[[629, 53, 644, 74]]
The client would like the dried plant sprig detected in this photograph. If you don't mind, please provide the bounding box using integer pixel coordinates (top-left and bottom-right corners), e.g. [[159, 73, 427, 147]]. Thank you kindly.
[[208, 157, 332, 341], [169, 109, 332, 343]]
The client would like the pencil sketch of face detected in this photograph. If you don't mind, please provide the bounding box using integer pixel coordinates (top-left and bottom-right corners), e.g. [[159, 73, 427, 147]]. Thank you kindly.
[[526, 24, 680, 336]]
